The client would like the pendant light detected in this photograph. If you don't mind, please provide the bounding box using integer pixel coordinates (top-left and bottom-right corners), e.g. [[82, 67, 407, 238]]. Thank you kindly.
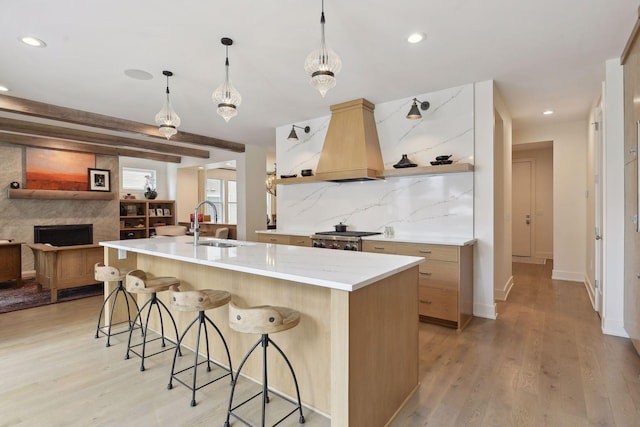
[[212, 37, 241, 122], [287, 125, 311, 141], [304, 0, 341, 97], [155, 70, 181, 139], [406, 98, 430, 119]]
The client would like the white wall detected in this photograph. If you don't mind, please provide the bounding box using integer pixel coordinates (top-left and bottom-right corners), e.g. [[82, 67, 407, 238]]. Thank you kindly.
[[236, 144, 267, 241], [513, 121, 587, 282], [602, 58, 626, 337]]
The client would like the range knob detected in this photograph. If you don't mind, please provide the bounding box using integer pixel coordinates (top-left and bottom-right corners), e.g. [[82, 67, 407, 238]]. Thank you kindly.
[[329, 243, 339, 249], [313, 241, 325, 248]]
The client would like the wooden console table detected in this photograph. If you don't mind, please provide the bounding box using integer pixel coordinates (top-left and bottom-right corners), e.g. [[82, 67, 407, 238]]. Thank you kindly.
[[0, 241, 24, 286], [27, 244, 103, 302]]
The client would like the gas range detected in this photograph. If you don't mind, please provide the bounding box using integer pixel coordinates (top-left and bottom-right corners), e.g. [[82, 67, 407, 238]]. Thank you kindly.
[[311, 231, 381, 251]]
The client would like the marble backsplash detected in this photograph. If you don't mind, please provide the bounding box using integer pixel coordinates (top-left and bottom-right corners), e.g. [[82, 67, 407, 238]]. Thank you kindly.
[[276, 84, 474, 238]]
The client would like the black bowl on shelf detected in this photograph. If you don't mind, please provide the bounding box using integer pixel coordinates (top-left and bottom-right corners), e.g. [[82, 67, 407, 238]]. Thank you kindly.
[[435, 155, 452, 161], [430, 161, 442, 166], [441, 160, 453, 165], [280, 174, 297, 179]]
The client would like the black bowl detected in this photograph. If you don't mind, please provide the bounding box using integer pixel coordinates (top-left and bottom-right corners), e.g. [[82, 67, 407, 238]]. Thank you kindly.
[[430, 161, 442, 166], [435, 155, 452, 161]]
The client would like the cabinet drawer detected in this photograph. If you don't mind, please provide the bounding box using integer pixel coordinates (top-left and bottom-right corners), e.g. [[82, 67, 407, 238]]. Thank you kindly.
[[419, 286, 457, 322], [258, 235, 289, 244], [397, 243, 458, 262], [418, 260, 459, 289], [362, 241, 397, 254], [289, 236, 311, 247]]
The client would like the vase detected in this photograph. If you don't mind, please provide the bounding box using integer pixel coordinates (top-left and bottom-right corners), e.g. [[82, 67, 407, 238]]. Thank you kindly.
[[393, 154, 417, 168], [144, 189, 158, 200]]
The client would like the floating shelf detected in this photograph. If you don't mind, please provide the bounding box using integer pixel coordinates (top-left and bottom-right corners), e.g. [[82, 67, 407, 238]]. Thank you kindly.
[[7, 189, 116, 200], [274, 163, 474, 185]]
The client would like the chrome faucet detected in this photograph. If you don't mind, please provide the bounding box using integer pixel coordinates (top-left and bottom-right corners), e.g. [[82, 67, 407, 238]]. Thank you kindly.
[[191, 200, 218, 246]]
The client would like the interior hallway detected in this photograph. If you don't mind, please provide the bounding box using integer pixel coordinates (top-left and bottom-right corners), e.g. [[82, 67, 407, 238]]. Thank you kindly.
[[2, 261, 640, 426], [392, 261, 640, 426]]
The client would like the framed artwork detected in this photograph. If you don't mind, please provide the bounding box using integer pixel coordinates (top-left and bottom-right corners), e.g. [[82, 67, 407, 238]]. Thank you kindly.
[[88, 168, 111, 192], [149, 209, 156, 217], [163, 208, 171, 216], [26, 147, 95, 191]]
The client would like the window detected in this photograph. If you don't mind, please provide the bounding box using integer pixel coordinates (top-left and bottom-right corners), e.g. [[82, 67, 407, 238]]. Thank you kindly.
[[204, 178, 237, 224], [122, 167, 156, 191], [227, 180, 237, 224]]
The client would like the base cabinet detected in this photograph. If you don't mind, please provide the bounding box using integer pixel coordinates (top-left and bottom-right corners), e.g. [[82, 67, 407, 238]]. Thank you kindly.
[[363, 240, 474, 331], [257, 234, 311, 247]]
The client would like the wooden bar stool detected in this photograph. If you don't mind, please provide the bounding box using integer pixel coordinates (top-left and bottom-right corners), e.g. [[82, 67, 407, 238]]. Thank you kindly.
[[125, 270, 181, 371], [167, 288, 234, 407], [94, 263, 140, 347], [224, 302, 305, 427]]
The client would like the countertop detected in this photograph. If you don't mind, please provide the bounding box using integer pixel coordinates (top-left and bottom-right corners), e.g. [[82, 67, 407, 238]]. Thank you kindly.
[[255, 229, 475, 246], [100, 235, 422, 292]]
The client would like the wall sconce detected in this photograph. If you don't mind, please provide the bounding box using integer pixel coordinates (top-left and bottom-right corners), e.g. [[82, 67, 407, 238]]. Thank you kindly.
[[287, 125, 311, 141], [406, 98, 430, 119]]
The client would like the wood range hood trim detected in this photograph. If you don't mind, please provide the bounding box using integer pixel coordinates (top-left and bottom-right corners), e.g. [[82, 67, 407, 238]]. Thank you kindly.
[[314, 98, 384, 182]]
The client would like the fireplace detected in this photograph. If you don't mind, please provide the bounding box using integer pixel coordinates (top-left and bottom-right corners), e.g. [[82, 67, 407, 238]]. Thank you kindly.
[[34, 224, 93, 247]]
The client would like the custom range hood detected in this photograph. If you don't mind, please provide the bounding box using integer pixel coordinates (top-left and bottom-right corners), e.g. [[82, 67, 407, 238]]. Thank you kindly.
[[315, 98, 384, 181]]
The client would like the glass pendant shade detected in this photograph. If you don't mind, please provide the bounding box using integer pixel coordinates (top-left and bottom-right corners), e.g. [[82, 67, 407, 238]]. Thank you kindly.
[[213, 38, 241, 122], [305, 5, 341, 97], [212, 79, 241, 122], [155, 71, 180, 139]]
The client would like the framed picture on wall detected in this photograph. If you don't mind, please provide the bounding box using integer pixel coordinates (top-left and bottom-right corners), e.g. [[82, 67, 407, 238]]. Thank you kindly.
[[88, 168, 110, 192]]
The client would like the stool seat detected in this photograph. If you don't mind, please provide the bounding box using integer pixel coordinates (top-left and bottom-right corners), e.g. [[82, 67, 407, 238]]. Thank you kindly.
[[126, 270, 180, 294], [229, 303, 300, 335], [170, 289, 231, 312], [94, 264, 131, 282]]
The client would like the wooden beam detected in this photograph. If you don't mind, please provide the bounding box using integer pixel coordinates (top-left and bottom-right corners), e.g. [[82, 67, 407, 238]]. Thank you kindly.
[[0, 94, 245, 153], [0, 117, 209, 159], [0, 132, 182, 163]]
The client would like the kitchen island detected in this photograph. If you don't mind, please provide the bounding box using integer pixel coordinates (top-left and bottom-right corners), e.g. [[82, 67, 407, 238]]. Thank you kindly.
[[100, 235, 422, 426]]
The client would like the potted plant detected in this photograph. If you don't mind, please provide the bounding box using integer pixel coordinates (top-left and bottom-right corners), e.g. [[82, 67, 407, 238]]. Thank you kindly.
[[144, 175, 157, 200]]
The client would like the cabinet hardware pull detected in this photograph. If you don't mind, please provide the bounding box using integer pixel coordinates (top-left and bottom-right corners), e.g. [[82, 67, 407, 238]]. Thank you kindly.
[[296, 240, 304, 244], [419, 272, 433, 276], [419, 250, 432, 254], [419, 299, 432, 304], [270, 238, 277, 241], [374, 246, 385, 250]]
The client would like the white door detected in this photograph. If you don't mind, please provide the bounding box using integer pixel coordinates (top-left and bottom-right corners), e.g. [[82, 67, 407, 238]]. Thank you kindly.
[[595, 106, 604, 315], [513, 160, 533, 257]]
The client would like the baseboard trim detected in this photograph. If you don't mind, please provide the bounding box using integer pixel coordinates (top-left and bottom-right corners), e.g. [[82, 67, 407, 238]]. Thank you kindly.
[[602, 318, 629, 338], [584, 274, 595, 309], [494, 276, 514, 301], [473, 302, 497, 320], [551, 269, 584, 282], [535, 251, 553, 259], [22, 270, 36, 279]]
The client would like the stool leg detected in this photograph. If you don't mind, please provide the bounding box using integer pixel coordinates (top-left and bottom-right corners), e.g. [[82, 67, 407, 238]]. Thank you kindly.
[[203, 314, 234, 383], [168, 316, 199, 391], [94, 283, 119, 340], [138, 296, 158, 371], [125, 297, 152, 362], [269, 337, 305, 424], [262, 334, 269, 423], [225, 338, 262, 427], [153, 295, 167, 347], [189, 312, 205, 407], [104, 283, 124, 347], [121, 286, 141, 332], [157, 297, 182, 357]]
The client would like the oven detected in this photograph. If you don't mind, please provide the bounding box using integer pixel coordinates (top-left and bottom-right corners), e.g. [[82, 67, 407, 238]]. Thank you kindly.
[[311, 231, 381, 251]]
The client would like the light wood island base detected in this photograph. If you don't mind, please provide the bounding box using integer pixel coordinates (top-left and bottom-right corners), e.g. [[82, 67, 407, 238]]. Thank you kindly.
[[103, 246, 419, 426]]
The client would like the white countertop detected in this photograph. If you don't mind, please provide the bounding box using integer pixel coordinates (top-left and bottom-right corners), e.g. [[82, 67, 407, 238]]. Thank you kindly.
[[100, 236, 422, 292], [256, 229, 475, 246]]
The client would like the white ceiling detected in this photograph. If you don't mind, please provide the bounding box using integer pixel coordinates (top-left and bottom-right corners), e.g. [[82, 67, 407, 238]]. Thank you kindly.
[[0, 0, 636, 158]]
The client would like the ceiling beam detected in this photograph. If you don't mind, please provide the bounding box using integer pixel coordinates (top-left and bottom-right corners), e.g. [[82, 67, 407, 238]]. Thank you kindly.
[[0, 117, 210, 159], [0, 132, 182, 163], [0, 94, 245, 153]]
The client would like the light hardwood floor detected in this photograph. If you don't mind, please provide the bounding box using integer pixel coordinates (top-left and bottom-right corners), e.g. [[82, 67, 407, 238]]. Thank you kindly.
[[391, 261, 640, 427], [2, 261, 640, 426]]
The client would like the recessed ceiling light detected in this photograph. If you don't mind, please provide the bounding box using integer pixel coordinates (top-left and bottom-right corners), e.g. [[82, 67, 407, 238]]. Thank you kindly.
[[407, 32, 426, 44], [0, 85, 9, 92], [124, 69, 153, 80], [542, 110, 554, 115], [19, 36, 46, 47]]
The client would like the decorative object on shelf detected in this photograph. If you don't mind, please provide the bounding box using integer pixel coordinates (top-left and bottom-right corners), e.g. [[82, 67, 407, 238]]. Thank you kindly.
[[123, 193, 136, 199], [144, 174, 157, 200], [266, 163, 277, 196], [155, 70, 181, 139], [406, 98, 430, 119], [287, 125, 311, 141], [430, 155, 453, 165], [305, 0, 342, 97], [212, 37, 241, 122], [280, 174, 297, 179], [301, 169, 313, 176], [10, 181, 20, 189], [393, 154, 418, 168], [88, 168, 111, 191]]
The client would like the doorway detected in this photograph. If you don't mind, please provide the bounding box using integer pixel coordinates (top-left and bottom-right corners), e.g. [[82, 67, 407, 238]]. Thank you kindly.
[[512, 159, 534, 257]]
